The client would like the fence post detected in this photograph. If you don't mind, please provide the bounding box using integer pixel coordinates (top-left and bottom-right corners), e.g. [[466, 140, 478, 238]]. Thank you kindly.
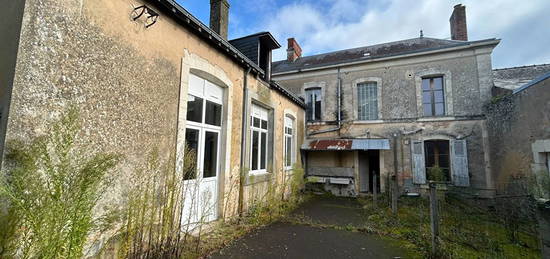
[[536, 202, 550, 258], [391, 174, 398, 214], [373, 173, 377, 206], [429, 182, 439, 255]]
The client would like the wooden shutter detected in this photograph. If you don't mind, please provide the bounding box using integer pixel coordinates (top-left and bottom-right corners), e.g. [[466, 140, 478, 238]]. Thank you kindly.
[[411, 140, 426, 184], [451, 139, 470, 187]]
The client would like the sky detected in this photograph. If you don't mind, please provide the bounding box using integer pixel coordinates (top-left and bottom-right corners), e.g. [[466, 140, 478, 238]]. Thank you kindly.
[[175, 0, 550, 69]]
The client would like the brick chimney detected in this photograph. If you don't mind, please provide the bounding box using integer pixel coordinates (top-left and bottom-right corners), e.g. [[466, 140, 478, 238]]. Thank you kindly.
[[287, 38, 302, 62], [450, 4, 468, 41], [210, 0, 229, 39]]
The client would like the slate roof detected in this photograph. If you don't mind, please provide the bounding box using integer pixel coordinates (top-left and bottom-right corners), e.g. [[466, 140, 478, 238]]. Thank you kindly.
[[272, 37, 499, 74], [513, 71, 550, 94], [493, 64, 550, 90]]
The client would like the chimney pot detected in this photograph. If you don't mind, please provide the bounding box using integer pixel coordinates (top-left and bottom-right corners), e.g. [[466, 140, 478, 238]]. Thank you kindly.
[[210, 0, 230, 39], [450, 4, 468, 41], [287, 38, 302, 62]]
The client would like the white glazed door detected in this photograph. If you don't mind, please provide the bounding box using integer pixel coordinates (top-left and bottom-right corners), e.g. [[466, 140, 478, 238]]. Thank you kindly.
[[181, 74, 223, 230]]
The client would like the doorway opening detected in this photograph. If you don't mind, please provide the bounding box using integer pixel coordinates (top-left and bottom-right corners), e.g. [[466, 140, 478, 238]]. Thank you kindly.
[[359, 150, 380, 193]]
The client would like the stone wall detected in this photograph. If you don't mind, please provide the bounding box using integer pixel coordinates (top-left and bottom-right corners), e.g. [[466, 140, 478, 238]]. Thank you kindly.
[[274, 46, 496, 195], [486, 77, 550, 191]]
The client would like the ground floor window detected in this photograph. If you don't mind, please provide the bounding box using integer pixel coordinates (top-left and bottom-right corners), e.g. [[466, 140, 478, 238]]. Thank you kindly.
[[284, 115, 295, 169], [424, 140, 450, 181], [411, 139, 469, 186], [250, 104, 269, 174]]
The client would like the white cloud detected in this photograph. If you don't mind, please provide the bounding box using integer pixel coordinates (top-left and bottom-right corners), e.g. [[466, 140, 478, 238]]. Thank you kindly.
[[255, 0, 550, 67]]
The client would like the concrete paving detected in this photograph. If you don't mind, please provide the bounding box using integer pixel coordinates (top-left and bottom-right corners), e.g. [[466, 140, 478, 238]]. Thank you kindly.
[[209, 196, 410, 259]]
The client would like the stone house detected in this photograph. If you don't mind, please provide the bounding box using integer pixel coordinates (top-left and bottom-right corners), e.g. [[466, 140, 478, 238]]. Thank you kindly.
[[272, 4, 499, 197], [487, 71, 550, 191], [1, 0, 305, 246]]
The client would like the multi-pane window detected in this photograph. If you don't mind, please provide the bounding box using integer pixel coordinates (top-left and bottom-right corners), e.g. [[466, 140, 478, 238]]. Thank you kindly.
[[357, 82, 378, 120], [184, 74, 223, 180], [250, 104, 269, 173], [284, 116, 295, 169], [422, 77, 445, 116], [305, 88, 322, 121]]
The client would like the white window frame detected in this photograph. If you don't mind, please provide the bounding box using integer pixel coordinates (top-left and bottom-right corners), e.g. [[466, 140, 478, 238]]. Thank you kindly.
[[284, 115, 295, 170], [184, 74, 224, 178], [250, 104, 269, 175]]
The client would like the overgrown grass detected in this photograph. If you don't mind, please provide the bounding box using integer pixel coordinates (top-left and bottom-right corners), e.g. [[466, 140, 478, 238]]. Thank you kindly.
[[0, 107, 120, 259], [358, 195, 540, 258]]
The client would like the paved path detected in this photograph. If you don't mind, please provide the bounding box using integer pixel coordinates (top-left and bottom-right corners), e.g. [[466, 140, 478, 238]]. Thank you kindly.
[[209, 196, 411, 259]]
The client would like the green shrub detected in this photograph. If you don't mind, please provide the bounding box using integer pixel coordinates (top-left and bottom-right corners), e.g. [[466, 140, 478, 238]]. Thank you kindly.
[[0, 107, 120, 259]]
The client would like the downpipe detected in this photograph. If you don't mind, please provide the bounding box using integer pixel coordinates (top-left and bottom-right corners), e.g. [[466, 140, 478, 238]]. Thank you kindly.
[[238, 67, 251, 217]]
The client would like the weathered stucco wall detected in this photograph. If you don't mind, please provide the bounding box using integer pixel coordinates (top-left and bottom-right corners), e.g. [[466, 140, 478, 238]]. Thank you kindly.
[[4, 0, 304, 253], [274, 48, 494, 122], [486, 78, 550, 190]]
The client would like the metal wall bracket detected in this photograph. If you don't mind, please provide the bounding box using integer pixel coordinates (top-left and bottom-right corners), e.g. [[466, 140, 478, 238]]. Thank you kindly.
[[132, 5, 159, 28]]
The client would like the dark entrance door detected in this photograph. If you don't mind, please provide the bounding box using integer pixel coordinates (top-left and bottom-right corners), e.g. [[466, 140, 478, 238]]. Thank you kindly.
[[359, 150, 380, 193]]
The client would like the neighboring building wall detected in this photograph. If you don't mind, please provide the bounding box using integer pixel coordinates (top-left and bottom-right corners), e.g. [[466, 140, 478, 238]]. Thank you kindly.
[[274, 46, 496, 196], [486, 76, 550, 191], [0, 0, 26, 163], [3, 0, 304, 252]]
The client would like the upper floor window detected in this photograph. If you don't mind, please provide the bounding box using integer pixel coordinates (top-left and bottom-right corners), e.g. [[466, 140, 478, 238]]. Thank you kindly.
[[357, 82, 378, 120], [305, 88, 322, 121], [422, 77, 445, 117], [284, 116, 295, 169], [250, 104, 269, 173]]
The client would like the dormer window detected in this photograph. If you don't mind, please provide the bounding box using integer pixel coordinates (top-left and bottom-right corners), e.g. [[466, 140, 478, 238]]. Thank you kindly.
[[229, 32, 281, 82]]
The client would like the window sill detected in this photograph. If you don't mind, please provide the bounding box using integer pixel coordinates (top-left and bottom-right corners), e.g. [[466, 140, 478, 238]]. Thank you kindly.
[[249, 170, 268, 176], [246, 171, 271, 185], [353, 120, 384, 124], [417, 116, 455, 122], [306, 121, 327, 126]]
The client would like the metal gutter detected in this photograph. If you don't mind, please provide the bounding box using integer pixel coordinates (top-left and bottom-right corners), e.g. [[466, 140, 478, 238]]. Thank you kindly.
[[148, 0, 305, 109], [149, 0, 264, 75], [273, 39, 500, 76], [270, 81, 306, 108]]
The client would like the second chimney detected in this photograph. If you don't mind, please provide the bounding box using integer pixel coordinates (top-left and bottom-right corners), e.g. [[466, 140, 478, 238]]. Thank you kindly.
[[287, 38, 302, 62], [450, 4, 468, 41], [210, 0, 229, 39]]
